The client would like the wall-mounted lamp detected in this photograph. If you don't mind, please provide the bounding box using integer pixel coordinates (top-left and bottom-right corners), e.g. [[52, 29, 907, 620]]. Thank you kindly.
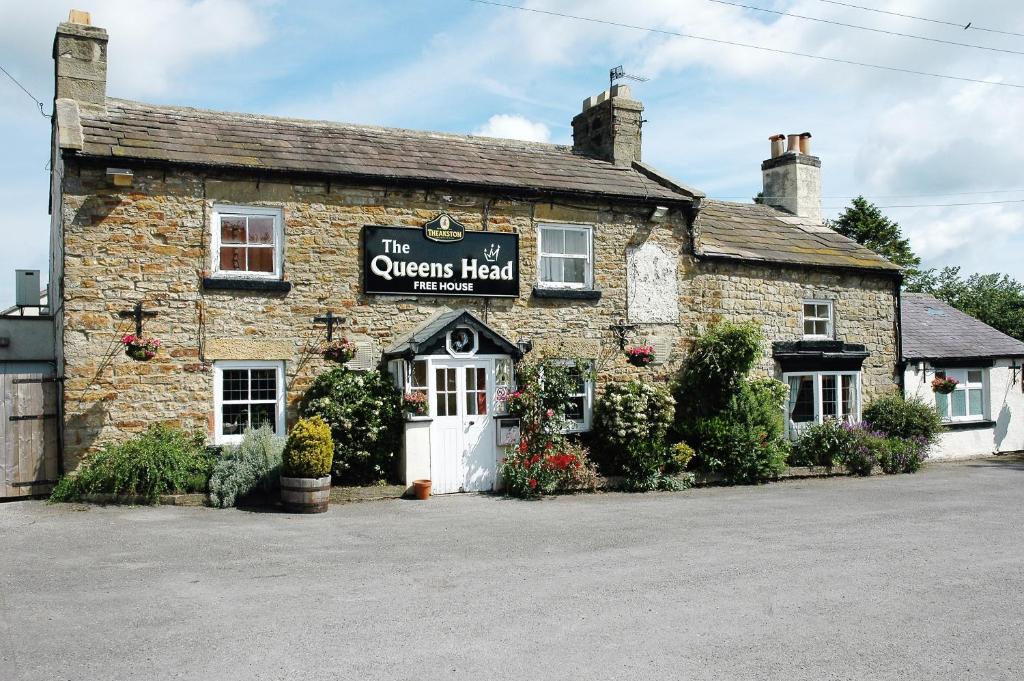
[[516, 338, 533, 356], [649, 205, 670, 223], [106, 168, 134, 187]]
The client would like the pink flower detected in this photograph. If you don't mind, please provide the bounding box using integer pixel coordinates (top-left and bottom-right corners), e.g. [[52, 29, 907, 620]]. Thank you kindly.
[[545, 408, 554, 418]]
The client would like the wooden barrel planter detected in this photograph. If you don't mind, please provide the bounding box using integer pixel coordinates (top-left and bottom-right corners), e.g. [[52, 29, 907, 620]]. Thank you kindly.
[[280, 475, 332, 514]]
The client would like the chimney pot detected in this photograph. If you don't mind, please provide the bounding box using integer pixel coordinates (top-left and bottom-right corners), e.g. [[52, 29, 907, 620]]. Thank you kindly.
[[786, 134, 801, 154], [769, 134, 785, 159], [68, 9, 91, 25], [799, 132, 812, 155]]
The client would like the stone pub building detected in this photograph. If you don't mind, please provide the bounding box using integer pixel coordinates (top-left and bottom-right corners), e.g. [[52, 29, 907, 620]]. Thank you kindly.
[[48, 13, 901, 493]]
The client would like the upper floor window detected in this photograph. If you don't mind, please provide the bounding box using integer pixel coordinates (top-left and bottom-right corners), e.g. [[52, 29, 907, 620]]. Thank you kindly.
[[212, 204, 283, 279], [537, 224, 593, 289], [934, 368, 985, 422], [802, 300, 833, 338]]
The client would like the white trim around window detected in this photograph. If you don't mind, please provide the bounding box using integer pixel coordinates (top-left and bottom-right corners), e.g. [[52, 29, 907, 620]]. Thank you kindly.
[[934, 368, 987, 423], [536, 223, 594, 290], [213, 360, 286, 445], [552, 359, 594, 433], [782, 370, 861, 438], [211, 204, 284, 280], [801, 299, 834, 339]]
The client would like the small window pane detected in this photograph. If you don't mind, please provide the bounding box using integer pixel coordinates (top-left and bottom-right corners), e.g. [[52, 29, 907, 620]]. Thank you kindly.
[[564, 229, 588, 255], [465, 367, 477, 391], [220, 246, 246, 271], [968, 389, 983, 416], [540, 256, 560, 282], [566, 396, 584, 422], [951, 390, 967, 417], [803, 320, 815, 335], [222, 404, 248, 435], [841, 375, 857, 420], [445, 369, 457, 391], [789, 376, 815, 423], [248, 217, 275, 244], [250, 369, 277, 400], [563, 258, 586, 284], [220, 216, 247, 244], [542, 228, 565, 255], [816, 304, 831, 319], [247, 247, 275, 273], [968, 370, 983, 384], [222, 370, 248, 401], [250, 403, 277, 432], [447, 393, 457, 415], [935, 392, 949, 418], [411, 361, 428, 389], [822, 375, 838, 418]]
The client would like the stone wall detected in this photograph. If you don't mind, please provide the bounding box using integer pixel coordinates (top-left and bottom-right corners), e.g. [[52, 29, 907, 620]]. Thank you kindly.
[[55, 163, 899, 469]]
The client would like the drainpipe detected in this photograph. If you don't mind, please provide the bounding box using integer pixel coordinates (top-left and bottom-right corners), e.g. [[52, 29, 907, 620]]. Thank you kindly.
[[894, 274, 904, 395]]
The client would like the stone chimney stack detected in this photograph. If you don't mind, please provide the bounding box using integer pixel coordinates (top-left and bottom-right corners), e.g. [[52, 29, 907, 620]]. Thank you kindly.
[[53, 10, 108, 107], [571, 84, 643, 166], [761, 132, 821, 224]]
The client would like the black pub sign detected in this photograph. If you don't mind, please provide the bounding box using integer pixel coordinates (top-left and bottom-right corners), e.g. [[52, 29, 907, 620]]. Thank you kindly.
[[363, 214, 519, 298]]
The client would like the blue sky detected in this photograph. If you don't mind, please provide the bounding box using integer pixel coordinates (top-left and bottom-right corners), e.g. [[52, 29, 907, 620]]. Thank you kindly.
[[3, 0, 1024, 304]]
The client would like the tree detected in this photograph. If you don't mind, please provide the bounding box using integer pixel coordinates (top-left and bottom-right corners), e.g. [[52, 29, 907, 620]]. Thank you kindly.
[[826, 196, 922, 280], [908, 266, 1024, 341]]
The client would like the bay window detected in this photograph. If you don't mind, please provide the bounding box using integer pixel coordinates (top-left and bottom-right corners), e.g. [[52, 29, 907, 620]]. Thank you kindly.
[[784, 371, 860, 436], [934, 368, 985, 422]]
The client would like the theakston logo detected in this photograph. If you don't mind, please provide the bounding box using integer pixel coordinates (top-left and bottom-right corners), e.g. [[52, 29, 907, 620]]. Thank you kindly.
[[423, 213, 465, 243]]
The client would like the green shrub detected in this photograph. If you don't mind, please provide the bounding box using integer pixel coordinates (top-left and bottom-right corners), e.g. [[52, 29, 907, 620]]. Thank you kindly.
[[863, 394, 944, 444], [208, 426, 284, 508], [843, 425, 887, 476], [674, 321, 763, 427], [282, 416, 334, 478], [298, 368, 403, 484], [877, 437, 928, 474], [50, 425, 212, 503], [667, 442, 696, 473], [593, 381, 675, 487], [790, 419, 858, 468]]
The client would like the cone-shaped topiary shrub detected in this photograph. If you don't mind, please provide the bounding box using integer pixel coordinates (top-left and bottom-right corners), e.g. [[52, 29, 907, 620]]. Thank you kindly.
[[281, 416, 334, 479]]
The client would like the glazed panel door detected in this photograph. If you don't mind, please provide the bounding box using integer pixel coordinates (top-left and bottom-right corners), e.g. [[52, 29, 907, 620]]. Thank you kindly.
[[430, 364, 463, 494], [428, 359, 499, 493]]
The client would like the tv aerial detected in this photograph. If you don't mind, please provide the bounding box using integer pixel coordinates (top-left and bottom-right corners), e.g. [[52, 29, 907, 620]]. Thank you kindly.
[[610, 65, 649, 90]]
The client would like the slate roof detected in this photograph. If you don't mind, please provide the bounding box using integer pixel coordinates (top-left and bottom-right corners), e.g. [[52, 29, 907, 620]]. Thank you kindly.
[[901, 293, 1024, 361], [383, 308, 521, 359], [68, 98, 695, 203], [696, 200, 902, 273]]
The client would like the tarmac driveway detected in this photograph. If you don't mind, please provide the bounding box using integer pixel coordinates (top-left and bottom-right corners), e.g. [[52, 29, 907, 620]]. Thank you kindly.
[[2, 456, 1023, 680]]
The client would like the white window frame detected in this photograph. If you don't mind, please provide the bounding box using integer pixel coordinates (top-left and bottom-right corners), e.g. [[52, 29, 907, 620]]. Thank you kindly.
[[549, 359, 594, 433], [213, 360, 286, 445], [801, 299, 834, 339], [934, 368, 987, 423], [782, 370, 861, 438], [211, 204, 284, 280], [536, 223, 594, 290]]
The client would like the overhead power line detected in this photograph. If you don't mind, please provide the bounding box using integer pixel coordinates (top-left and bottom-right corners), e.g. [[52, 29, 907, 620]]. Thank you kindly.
[[0, 63, 49, 117], [466, 0, 1024, 90], [719, 189, 1024, 200], [816, 199, 1024, 209], [706, 0, 1024, 56], [809, 0, 1024, 39]]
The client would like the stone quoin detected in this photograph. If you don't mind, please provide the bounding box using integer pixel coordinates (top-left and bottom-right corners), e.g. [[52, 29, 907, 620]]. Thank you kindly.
[[45, 11, 902, 492]]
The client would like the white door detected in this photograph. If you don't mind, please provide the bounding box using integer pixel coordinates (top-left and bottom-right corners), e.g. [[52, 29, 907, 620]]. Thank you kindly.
[[429, 358, 497, 493]]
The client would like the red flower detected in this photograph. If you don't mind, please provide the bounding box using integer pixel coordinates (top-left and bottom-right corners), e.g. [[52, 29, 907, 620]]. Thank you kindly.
[[528, 478, 538, 488], [518, 439, 528, 453]]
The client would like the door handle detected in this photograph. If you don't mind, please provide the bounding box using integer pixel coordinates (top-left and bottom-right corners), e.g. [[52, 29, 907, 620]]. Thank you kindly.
[[466, 420, 476, 426]]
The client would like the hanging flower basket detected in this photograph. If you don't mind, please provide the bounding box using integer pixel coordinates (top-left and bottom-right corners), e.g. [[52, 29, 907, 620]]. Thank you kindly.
[[625, 344, 655, 367], [931, 376, 959, 394], [323, 338, 357, 364], [121, 334, 160, 361], [402, 391, 428, 417]]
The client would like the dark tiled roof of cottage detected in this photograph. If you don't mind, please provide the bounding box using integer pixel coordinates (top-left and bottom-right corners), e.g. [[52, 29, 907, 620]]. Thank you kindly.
[[69, 98, 695, 203], [901, 293, 1024, 361], [696, 200, 901, 273]]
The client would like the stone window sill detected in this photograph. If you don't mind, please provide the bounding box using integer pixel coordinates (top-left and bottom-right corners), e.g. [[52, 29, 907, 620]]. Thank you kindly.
[[943, 419, 996, 431], [531, 286, 602, 301], [202, 277, 292, 294]]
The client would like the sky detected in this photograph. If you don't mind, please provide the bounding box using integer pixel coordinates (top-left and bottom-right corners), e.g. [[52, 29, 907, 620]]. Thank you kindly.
[[2, 0, 1024, 304]]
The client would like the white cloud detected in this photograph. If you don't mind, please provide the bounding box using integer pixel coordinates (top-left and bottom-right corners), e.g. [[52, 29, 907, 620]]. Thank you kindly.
[[473, 114, 551, 142]]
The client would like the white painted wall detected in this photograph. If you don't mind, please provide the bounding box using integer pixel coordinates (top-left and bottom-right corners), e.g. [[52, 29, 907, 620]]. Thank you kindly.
[[402, 418, 432, 491], [903, 359, 1024, 459]]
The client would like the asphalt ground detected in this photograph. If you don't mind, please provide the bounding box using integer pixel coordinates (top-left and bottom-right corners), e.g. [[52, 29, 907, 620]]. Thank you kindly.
[[2, 455, 1023, 680]]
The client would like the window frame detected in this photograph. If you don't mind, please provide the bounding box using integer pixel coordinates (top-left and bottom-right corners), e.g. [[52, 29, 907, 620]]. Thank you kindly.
[[213, 360, 286, 445], [934, 368, 987, 423], [210, 204, 285, 280], [536, 223, 594, 291], [549, 359, 594, 433], [801, 299, 834, 339], [782, 370, 861, 438]]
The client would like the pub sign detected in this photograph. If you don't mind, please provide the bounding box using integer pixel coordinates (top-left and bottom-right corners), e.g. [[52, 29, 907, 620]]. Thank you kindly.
[[363, 215, 519, 297]]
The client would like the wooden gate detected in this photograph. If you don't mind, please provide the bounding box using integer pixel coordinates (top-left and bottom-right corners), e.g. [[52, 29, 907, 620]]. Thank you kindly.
[[1, 372, 59, 498]]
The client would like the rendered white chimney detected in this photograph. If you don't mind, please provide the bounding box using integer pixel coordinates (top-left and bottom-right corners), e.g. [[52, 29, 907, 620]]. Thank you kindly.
[[761, 132, 821, 224]]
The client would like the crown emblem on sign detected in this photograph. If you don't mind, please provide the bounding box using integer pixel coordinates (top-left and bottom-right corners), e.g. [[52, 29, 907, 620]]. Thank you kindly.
[[483, 243, 500, 263]]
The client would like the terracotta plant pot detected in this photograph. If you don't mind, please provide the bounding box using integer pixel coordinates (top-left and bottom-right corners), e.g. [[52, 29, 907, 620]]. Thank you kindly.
[[280, 475, 332, 513], [412, 479, 432, 500]]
